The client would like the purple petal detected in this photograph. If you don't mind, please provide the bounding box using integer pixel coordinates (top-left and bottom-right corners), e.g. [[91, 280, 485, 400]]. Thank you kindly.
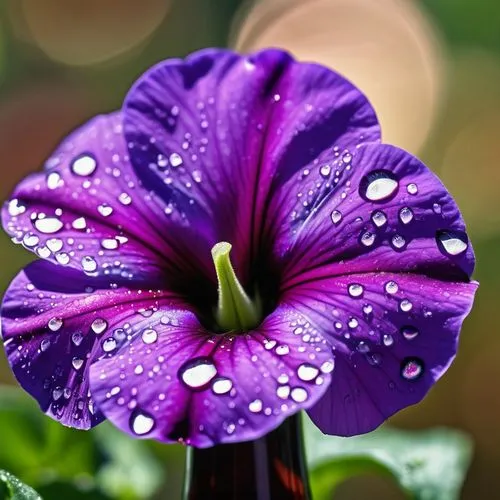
[[284, 272, 477, 436], [0, 260, 182, 429], [89, 303, 334, 448], [278, 143, 475, 289], [123, 48, 379, 278], [2, 113, 213, 290]]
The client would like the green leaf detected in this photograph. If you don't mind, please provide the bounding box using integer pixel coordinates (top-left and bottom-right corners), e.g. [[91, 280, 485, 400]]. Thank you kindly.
[[0, 470, 41, 500], [304, 416, 473, 500], [92, 423, 163, 500]]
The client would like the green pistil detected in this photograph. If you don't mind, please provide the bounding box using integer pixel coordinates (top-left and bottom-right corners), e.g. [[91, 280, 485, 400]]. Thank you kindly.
[[211, 242, 261, 331]]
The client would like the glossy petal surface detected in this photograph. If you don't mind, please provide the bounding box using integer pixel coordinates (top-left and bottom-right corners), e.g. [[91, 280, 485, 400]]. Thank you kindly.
[[279, 143, 475, 291], [124, 48, 380, 279], [284, 273, 477, 436], [1, 260, 180, 429], [1, 113, 213, 291], [90, 304, 334, 447]]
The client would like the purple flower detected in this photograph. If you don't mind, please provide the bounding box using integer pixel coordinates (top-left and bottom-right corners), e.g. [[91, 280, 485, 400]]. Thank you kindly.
[[1, 49, 477, 447]]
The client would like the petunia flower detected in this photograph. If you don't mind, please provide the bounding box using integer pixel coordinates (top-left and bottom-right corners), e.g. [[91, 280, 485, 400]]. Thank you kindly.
[[1, 49, 477, 448]]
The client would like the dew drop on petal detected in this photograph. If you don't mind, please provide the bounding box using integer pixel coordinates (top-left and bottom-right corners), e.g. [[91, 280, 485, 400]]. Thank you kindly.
[[383, 334, 394, 346], [40, 339, 51, 352], [169, 153, 183, 167], [385, 281, 399, 294], [101, 238, 118, 250], [401, 357, 424, 380], [91, 318, 107, 334], [360, 171, 398, 201], [56, 252, 70, 265], [290, 387, 308, 403], [320, 165, 331, 177], [46, 238, 63, 253], [277, 386, 290, 399], [401, 326, 419, 340], [48, 317, 63, 332], [72, 357, 84, 370], [72, 332, 83, 346], [102, 338, 117, 352], [8, 199, 26, 216], [23, 234, 39, 247], [212, 377, 233, 395], [348, 283, 364, 298], [118, 192, 132, 205], [331, 210, 342, 225], [34, 217, 63, 234], [360, 231, 375, 247], [141, 328, 158, 345], [436, 230, 468, 256], [276, 345, 290, 356], [391, 234, 406, 249], [249, 399, 263, 413], [82, 256, 97, 273], [297, 363, 319, 382], [407, 183, 418, 195], [371, 210, 387, 227], [47, 172, 62, 190], [130, 409, 155, 435], [320, 360, 335, 374], [399, 207, 414, 224], [179, 358, 217, 389], [400, 299, 413, 312], [72, 217, 86, 230], [71, 154, 97, 176], [98, 204, 113, 217]]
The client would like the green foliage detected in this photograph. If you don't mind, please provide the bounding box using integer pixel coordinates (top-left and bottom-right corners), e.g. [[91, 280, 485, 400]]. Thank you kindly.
[[0, 470, 41, 500], [304, 416, 473, 500]]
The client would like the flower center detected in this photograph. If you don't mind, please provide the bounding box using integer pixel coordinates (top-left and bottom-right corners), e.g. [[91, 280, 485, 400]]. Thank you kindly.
[[211, 242, 262, 331]]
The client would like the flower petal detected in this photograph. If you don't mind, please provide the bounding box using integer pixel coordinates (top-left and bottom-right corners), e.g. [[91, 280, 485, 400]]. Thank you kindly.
[[89, 303, 334, 447], [2, 113, 213, 290], [123, 48, 379, 279], [0, 260, 182, 429], [285, 272, 477, 436]]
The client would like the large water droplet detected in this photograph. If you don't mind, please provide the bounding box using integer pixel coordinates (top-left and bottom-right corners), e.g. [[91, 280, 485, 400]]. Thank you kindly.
[[8, 199, 26, 216], [212, 377, 233, 395], [385, 281, 398, 294], [297, 363, 319, 382], [46, 238, 63, 252], [360, 231, 375, 247], [71, 154, 97, 176], [169, 153, 183, 167], [383, 334, 394, 346], [371, 210, 387, 227], [72, 217, 86, 230], [320, 360, 335, 373], [436, 230, 468, 256], [98, 204, 113, 217], [348, 283, 364, 298], [72, 357, 84, 370], [82, 256, 97, 273], [34, 217, 63, 234], [407, 183, 418, 195], [331, 210, 342, 225], [399, 207, 414, 224], [391, 234, 406, 249], [179, 358, 217, 389], [130, 409, 155, 435], [290, 387, 308, 403], [400, 299, 413, 312], [40, 339, 51, 352], [141, 328, 158, 345], [360, 171, 398, 202], [102, 337, 117, 353], [91, 318, 107, 334], [47, 172, 62, 190], [400, 325, 419, 340], [401, 357, 424, 380], [48, 317, 63, 332], [23, 233, 39, 247], [248, 399, 263, 413]]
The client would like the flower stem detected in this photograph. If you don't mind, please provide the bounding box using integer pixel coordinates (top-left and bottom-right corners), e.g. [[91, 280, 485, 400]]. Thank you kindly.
[[211, 242, 261, 331], [182, 413, 311, 500]]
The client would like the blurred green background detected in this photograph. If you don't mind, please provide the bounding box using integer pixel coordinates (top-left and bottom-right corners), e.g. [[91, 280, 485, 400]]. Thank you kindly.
[[0, 0, 498, 498]]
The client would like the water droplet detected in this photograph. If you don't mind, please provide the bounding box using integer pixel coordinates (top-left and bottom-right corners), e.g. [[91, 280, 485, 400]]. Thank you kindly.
[[360, 231, 375, 247], [383, 334, 394, 346], [399, 207, 414, 224], [72, 217, 86, 230], [71, 154, 97, 176], [56, 252, 70, 265], [118, 192, 132, 205], [179, 358, 217, 389], [385, 281, 398, 294], [23, 233, 39, 247], [363, 304, 373, 315], [401, 326, 419, 340], [40, 339, 51, 351], [401, 357, 424, 380], [357, 341, 370, 353], [72, 357, 84, 370], [297, 363, 319, 381], [436, 230, 468, 256], [331, 210, 342, 225], [72, 332, 83, 346], [98, 204, 113, 217], [48, 317, 63, 331], [130, 409, 155, 435], [277, 386, 290, 399], [320, 360, 335, 373], [249, 399, 263, 413], [276, 345, 290, 355], [91, 318, 107, 334], [34, 217, 63, 234], [52, 387, 63, 400], [407, 183, 418, 195], [212, 377, 233, 395], [348, 283, 364, 298], [46, 238, 63, 252], [348, 318, 359, 329], [47, 172, 62, 190], [169, 153, 183, 167], [8, 199, 26, 216], [102, 337, 117, 352], [432, 203, 442, 214], [82, 256, 97, 273], [391, 234, 406, 249], [320, 165, 331, 177], [101, 238, 118, 250], [290, 387, 308, 403], [371, 210, 387, 227], [361, 171, 398, 201], [142, 328, 158, 344], [400, 299, 413, 312]]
